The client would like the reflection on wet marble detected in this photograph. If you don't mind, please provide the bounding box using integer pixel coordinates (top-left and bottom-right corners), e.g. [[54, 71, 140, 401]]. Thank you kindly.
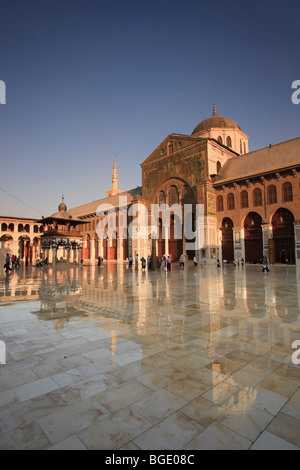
[[0, 263, 300, 449]]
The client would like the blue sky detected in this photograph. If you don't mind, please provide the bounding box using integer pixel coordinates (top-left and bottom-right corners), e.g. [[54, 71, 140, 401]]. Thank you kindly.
[[0, 0, 299, 218]]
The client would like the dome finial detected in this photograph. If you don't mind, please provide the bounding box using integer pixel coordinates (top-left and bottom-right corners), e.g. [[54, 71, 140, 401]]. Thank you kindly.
[[213, 104, 217, 116], [58, 194, 67, 213]]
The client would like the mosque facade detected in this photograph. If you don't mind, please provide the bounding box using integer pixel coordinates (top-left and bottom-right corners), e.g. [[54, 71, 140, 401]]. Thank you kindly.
[[1, 107, 299, 266]]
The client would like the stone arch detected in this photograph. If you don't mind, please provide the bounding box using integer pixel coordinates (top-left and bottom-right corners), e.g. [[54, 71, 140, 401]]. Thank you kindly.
[[271, 208, 295, 264], [244, 212, 263, 263], [0, 234, 14, 262], [221, 217, 234, 262]]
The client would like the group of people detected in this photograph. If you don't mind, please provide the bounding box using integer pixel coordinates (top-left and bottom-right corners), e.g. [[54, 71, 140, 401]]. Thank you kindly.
[[3, 253, 20, 274], [193, 256, 207, 269], [127, 254, 173, 272], [35, 257, 48, 268]]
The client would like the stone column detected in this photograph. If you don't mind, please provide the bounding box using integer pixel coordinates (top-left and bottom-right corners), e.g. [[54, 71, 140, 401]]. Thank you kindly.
[[262, 223, 273, 262], [117, 238, 123, 262], [52, 246, 57, 266], [294, 221, 300, 266], [233, 227, 245, 263]]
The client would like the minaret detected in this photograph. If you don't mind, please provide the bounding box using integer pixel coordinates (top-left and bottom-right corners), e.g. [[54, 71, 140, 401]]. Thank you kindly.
[[106, 155, 122, 197], [112, 154, 118, 195], [213, 104, 217, 116]]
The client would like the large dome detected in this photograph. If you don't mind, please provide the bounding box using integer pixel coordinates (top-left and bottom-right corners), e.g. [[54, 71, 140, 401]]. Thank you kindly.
[[192, 106, 241, 135]]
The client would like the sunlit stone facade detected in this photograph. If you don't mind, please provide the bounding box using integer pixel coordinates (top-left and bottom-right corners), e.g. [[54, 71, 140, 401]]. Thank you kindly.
[[1, 107, 299, 265]]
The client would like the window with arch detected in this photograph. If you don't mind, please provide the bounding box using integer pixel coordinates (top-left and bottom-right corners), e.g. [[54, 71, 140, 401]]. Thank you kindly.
[[33, 225, 38, 233], [226, 136, 232, 148], [158, 191, 165, 205], [282, 182, 293, 202], [227, 193, 235, 210], [18, 224, 24, 232], [216, 195, 224, 212], [267, 185, 277, 204], [39, 226, 44, 233], [8, 223, 14, 232], [1, 223, 7, 231], [25, 224, 30, 233], [253, 188, 262, 206], [217, 136, 223, 144], [241, 190, 249, 208], [168, 186, 179, 205], [216, 161, 221, 173], [240, 140, 243, 154]]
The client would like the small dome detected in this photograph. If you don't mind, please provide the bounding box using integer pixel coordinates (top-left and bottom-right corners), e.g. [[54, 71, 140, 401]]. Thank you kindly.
[[192, 106, 241, 135], [58, 196, 67, 213]]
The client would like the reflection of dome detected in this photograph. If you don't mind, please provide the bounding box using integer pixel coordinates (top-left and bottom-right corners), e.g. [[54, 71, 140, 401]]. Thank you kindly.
[[58, 196, 67, 213], [192, 105, 241, 135]]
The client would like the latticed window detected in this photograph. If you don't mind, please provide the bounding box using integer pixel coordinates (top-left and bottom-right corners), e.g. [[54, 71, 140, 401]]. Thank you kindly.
[[216, 195, 224, 212], [253, 188, 262, 206], [227, 193, 235, 210], [267, 185, 277, 204], [241, 190, 249, 208], [168, 186, 179, 205], [282, 182, 293, 202], [226, 136, 232, 148]]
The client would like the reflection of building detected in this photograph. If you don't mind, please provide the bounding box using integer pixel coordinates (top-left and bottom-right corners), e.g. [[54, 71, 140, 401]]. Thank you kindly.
[[1, 107, 299, 264]]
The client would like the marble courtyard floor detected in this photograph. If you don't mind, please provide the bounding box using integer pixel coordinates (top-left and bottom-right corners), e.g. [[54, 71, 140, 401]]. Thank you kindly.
[[0, 262, 300, 450]]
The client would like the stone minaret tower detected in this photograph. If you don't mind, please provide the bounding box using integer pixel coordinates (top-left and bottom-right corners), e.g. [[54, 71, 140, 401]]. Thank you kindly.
[[106, 155, 123, 197]]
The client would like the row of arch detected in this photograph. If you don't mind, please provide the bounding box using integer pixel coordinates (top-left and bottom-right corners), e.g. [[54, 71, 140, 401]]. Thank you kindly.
[[217, 182, 294, 212], [222, 208, 295, 264], [1, 223, 44, 234], [0, 234, 41, 260]]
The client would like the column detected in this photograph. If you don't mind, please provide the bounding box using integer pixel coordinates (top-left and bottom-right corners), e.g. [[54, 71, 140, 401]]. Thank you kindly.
[[164, 226, 169, 256], [294, 221, 300, 266], [117, 238, 123, 262], [66, 247, 70, 264], [262, 223, 274, 262], [233, 227, 245, 263], [52, 246, 57, 266]]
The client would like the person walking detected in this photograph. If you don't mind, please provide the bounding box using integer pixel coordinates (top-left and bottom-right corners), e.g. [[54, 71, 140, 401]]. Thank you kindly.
[[179, 254, 184, 269], [128, 255, 133, 268], [167, 255, 171, 272], [161, 256, 166, 271], [262, 256, 269, 272], [140, 256, 146, 271]]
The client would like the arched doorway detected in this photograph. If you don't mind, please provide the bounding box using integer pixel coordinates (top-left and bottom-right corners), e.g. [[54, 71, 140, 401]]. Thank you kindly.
[[244, 212, 263, 263], [18, 236, 31, 261], [221, 218, 234, 262], [272, 208, 295, 264], [169, 214, 183, 261], [158, 218, 165, 259], [0, 235, 13, 264]]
